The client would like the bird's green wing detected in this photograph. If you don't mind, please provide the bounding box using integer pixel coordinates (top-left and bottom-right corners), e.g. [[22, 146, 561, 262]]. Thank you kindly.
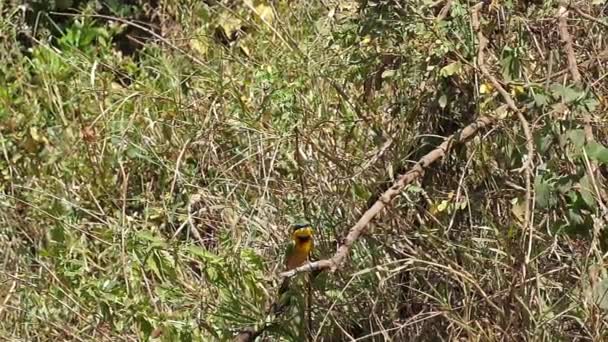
[[283, 240, 295, 265]]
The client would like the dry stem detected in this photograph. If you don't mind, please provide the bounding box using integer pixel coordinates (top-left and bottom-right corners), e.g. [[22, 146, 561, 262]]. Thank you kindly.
[[470, 4, 535, 266]]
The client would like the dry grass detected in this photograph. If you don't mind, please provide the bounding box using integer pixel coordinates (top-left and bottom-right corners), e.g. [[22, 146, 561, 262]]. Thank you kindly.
[[1, 0, 608, 341]]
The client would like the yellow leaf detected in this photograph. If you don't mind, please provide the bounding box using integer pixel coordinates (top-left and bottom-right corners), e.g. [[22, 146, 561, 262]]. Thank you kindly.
[[238, 42, 251, 57], [218, 12, 242, 39], [479, 83, 494, 94], [437, 200, 449, 213], [490, 106, 509, 119], [190, 34, 208, 56], [255, 4, 274, 23], [511, 198, 526, 223], [111, 81, 124, 91], [429, 202, 439, 216], [29, 126, 41, 141], [510, 85, 525, 96]]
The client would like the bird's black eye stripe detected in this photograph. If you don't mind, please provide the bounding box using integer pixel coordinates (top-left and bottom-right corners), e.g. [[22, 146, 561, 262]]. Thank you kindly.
[[292, 223, 311, 231]]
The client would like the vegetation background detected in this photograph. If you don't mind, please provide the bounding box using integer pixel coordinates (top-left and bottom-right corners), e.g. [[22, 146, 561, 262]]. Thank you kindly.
[[1, 0, 608, 340]]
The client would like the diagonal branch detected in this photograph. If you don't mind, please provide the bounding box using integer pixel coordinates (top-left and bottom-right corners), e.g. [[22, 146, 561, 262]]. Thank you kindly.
[[470, 4, 535, 266], [280, 113, 496, 278]]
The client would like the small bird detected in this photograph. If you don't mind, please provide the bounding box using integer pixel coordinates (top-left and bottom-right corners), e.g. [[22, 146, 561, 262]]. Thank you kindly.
[[273, 223, 314, 315], [284, 223, 314, 271]]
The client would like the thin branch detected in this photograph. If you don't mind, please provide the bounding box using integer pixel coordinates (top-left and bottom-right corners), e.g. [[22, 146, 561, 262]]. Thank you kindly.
[[280, 113, 496, 278], [557, 3, 608, 201], [436, 0, 453, 22], [557, 4, 583, 86], [572, 6, 608, 29], [558, 2, 608, 248], [557, 3, 601, 178], [470, 4, 535, 266]]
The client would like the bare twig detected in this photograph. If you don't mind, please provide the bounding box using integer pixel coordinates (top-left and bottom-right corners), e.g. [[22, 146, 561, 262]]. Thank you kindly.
[[537, 50, 608, 83], [0, 277, 18, 320], [170, 138, 192, 195], [557, 3, 606, 214], [471, 4, 535, 266], [572, 6, 608, 29], [436, 0, 453, 22], [557, 5, 594, 143], [557, 4, 583, 86], [280, 113, 496, 278]]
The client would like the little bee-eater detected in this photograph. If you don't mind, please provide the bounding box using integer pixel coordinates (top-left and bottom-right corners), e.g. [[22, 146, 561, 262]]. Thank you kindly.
[[274, 223, 314, 315]]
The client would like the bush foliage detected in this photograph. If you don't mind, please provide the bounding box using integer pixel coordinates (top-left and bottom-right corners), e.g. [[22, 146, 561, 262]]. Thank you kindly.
[[1, 0, 608, 341]]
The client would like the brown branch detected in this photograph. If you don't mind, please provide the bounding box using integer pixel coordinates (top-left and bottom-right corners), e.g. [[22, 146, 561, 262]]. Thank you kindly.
[[572, 6, 608, 29], [557, 3, 608, 231], [537, 50, 608, 83], [557, 4, 582, 86], [471, 4, 535, 266], [557, 4, 600, 174], [280, 113, 496, 278], [436, 0, 453, 22]]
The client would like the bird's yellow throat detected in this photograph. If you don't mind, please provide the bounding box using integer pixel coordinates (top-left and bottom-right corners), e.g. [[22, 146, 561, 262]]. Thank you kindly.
[[292, 226, 314, 254]]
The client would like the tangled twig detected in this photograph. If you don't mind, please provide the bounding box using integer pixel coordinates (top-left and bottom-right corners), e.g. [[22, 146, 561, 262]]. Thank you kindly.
[[470, 4, 535, 266]]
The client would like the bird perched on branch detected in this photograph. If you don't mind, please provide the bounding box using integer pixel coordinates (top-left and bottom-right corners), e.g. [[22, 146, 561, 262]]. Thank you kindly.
[[278, 223, 314, 295], [272, 223, 315, 315]]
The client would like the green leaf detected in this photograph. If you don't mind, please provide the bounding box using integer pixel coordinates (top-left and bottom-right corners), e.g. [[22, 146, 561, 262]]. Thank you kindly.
[[582, 97, 600, 112], [567, 208, 585, 225], [532, 93, 549, 107], [137, 230, 166, 246], [188, 245, 222, 264], [550, 84, 584, 103], [555, 178, 573, 194], [535, 176, 555, 209], [591, 277, 608, 310], [439, 61, 461, 77], [407, 185, 423, 193], [351, 183, 370, 200], [537, 133, 553, 154], [578, 175, 597, 208], [126, 145, 146, 160], [138, 316, 154, 340], [585, 141, 608, 163], [567, 129, 586, 149], [147, 253, 163, 280], [51, 225, 65, 243]]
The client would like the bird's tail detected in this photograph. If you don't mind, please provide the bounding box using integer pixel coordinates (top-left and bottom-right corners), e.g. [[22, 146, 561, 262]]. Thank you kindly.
[[271, 277, 292, 315]]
